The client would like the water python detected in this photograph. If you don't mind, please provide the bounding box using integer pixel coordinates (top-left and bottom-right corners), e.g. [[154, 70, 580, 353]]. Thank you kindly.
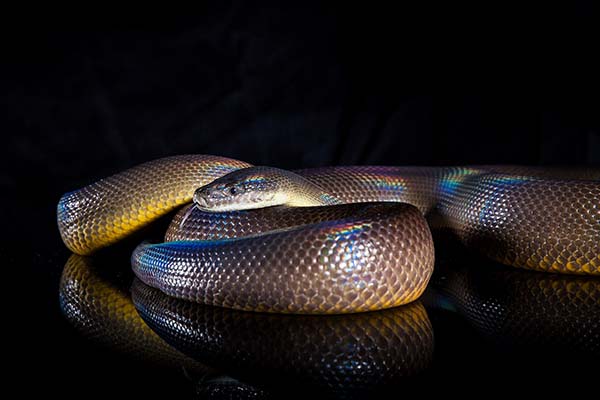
[[57, 155, 600, 313]]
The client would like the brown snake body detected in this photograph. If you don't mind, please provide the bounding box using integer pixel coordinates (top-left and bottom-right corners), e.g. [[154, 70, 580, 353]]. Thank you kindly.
[[57, 155, 600, 313]]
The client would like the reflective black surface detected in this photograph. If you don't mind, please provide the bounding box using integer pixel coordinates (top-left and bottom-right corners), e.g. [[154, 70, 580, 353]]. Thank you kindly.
[[13, 216, 600, 398]]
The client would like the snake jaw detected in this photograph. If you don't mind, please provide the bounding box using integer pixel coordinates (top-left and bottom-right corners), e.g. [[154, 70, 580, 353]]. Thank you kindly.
[[194, 193, 210, 209], [193, 184, 237, 210]]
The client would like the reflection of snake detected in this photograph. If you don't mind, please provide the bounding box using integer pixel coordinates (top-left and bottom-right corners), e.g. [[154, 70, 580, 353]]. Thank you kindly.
[[59, 254, 211, 373], [132, 279, 433, 396], [431, 260, 600, 357], [57, 155, 600, 313]]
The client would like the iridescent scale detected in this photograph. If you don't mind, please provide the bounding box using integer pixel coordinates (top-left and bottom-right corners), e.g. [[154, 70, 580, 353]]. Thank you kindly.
[[57, 156, 600, 314]]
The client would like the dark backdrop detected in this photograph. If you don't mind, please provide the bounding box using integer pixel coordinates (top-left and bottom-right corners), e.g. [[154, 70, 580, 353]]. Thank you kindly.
[[3, 2, 599, 396], [4, 3, 599, 206]]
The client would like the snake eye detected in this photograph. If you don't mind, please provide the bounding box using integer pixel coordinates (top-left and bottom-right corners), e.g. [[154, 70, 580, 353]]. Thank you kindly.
[[229, 187, 237, 195]]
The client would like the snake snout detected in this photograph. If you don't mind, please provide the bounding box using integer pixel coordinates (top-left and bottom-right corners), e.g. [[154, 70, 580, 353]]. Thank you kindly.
[[197, 195, 210, 209], [193, 187, 214, 209]]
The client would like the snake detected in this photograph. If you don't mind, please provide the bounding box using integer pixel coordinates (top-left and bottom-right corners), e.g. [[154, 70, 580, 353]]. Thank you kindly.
[[57, 155, 600, 314]]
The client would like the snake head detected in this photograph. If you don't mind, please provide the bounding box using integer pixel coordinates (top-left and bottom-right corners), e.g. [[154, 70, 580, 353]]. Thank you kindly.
[[193, 167, 287, 211]]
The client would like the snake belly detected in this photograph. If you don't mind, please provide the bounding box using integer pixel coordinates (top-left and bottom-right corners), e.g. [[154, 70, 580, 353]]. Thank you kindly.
[[57, 156, 600, 314]]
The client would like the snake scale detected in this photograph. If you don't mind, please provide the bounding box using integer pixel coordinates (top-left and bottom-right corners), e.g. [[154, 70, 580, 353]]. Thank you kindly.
[[57, 155, 600, 314]]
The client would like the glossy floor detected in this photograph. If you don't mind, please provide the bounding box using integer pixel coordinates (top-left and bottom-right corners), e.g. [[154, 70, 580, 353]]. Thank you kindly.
[[14, 225, 600, 399]]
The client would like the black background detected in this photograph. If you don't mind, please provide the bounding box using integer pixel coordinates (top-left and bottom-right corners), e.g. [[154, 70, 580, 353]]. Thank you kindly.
[[4, 2, 598, 397]]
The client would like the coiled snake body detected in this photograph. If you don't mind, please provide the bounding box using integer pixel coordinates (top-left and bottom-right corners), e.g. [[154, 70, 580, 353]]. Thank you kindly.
[[57, 155, 600, 313]]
